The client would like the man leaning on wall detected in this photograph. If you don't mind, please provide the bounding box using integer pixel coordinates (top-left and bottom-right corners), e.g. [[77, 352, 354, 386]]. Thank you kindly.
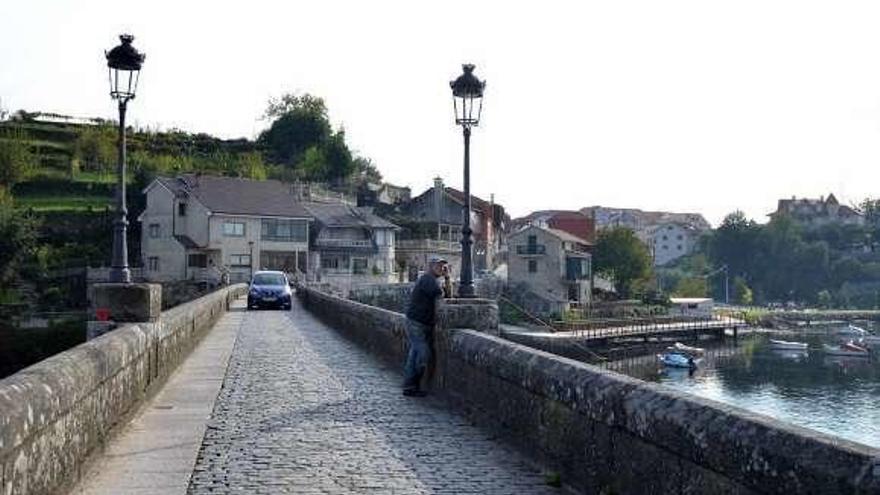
[[402, 256, 448, 397]]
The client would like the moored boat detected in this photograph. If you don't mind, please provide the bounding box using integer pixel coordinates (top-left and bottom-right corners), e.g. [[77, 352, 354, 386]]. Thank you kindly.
[[823, 342, 870, 358], [669, 342, 705, 357], [837, 324, 868, 337], [658, 352, 698, 369], [769, 339, 808, 351]]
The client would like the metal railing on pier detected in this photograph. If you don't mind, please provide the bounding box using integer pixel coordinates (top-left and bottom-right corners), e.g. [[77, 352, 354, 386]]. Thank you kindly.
[[554, 314, 747, 341]]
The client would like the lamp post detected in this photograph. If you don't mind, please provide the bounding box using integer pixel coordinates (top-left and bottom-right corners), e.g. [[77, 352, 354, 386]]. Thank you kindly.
[[249, 241, 255, 279], [450, 64, 485, 298], [105, 34, 145, 283]]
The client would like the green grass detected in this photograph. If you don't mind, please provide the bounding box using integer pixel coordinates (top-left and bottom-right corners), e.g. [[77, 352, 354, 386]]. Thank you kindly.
[[72, 171, 120, 183], [15, 195, 111, 212], [28, 168, 130, 184]]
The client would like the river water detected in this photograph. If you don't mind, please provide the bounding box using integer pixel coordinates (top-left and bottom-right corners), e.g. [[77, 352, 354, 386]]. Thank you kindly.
[[604, 328, 880, 448]]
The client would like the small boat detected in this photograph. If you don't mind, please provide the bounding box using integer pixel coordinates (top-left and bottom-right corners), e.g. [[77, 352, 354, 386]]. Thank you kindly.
[[823, 342, 870, 358], [769, 339, 808, 351], [658, 352, 698, 369], [668, 342, 705, 357], [772, 349, 808, 361], [837, 324, 869, 337]]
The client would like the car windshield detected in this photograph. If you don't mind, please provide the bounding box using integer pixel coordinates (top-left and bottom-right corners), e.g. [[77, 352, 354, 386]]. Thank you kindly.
[[252, 273, 286, 286]]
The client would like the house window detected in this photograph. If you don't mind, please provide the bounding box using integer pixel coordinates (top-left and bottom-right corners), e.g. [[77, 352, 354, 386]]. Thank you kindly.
[[528, 235, 537, 246], [662, 235, 668, 241], [260, 251, 298, 272], [321, 256, 349, 270], [677, 245, 683, 251], [223, 221, 246, 237], [178, 203, 187, 216], [229, 254, 251, 267], [148, 257, 159, 271], [148, 223, 160, 238], [261, 219, 308, 242], [528, 259, 538, 273], [188, 254, 208, 268], [677, 235, 683, 240], [353, 258, 368, 275]]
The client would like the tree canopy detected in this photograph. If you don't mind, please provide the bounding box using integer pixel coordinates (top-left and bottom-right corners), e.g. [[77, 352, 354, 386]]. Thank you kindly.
[[0, 187, 38, 288], [702, 205, 880, 308], [0, 129, 36, 186], [258, 92, 363, 183], [593, 227, 653, 298]]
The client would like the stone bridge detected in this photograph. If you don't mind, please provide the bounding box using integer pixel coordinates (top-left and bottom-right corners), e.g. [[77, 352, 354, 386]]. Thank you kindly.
[[2, 285, 879, 494]]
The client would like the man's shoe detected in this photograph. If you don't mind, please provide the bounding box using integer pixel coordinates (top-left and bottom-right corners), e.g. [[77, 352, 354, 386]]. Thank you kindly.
[[402, 389, 427, 397]]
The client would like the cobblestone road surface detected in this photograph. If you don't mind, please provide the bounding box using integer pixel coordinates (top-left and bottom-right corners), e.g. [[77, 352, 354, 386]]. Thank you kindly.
[[187, 298, 561, 494]]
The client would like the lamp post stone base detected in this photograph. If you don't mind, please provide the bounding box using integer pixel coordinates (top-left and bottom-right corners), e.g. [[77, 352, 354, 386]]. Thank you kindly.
[[87, 283, 162, 339], [436, 298, 499, 336]]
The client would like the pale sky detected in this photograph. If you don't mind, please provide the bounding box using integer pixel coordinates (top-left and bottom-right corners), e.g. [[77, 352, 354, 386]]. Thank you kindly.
[[4, 1, 880, 225]]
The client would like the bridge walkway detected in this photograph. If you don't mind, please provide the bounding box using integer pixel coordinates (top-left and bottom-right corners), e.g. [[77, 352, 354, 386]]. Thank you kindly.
[[73, 297, 559, 494]]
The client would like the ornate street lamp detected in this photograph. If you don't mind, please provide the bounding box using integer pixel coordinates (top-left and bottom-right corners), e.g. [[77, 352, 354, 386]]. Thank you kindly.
[[450, 64, 485, 298], [105, 34, 145, 283]]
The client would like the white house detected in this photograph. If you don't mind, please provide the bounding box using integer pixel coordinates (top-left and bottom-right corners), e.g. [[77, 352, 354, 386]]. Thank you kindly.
[[669, 297, 714, 317], [650, 222, 701, 266], [139, 175, 313, 285], [304, 202, 400, 294]]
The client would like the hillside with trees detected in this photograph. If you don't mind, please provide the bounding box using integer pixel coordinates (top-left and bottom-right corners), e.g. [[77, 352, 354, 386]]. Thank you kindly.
[[0, 92, 383, 309], [664, 208, 880, 308]]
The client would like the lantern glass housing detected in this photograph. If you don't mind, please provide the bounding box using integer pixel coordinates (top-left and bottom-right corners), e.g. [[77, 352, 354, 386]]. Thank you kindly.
[[106, 34, 145, 100], [450, 64, 485, 127]]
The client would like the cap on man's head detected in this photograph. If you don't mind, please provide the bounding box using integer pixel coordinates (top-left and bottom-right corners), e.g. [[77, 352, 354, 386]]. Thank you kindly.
[[428, 255, 448, 265]]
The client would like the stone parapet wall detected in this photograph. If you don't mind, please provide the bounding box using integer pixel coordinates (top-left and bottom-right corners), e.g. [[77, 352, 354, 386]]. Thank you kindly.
[[298, 286, 408, 363], [0, 284, 247, 495], [296, 285, 880, 494]]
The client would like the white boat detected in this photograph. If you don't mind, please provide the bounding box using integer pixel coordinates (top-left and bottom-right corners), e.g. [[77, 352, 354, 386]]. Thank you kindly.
[[668, 342, 705, 357], [772, 349, 808, 361], [823, 342, 870, 358], [769, 339, 808, 351], [837, 324, 868, 337], [658, 352, 698, 369]]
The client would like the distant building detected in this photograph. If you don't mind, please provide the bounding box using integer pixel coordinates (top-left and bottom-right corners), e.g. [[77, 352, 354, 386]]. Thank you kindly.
[[649, 222, 702, 266], [357, 182, 411, 207], [395, 177, 508, 279], [769, 193, 863, 227], [508, 225, 592, 309], [669, 297, 714, 317], [582, 206, 710, 233], [304, 202, 400, 294], [581, 205, 710, 266], [139, 175, 313, 285], [512, 210, 596, 245]]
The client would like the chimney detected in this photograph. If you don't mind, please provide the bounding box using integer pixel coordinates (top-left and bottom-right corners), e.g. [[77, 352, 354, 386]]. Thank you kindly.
[[433, 177, 444, 223]]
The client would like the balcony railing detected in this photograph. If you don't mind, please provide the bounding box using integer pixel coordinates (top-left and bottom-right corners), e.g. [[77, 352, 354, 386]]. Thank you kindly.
[[516, 244, 546, 255], [397, 239, 460, 252], [315, 238, 374, 249]]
